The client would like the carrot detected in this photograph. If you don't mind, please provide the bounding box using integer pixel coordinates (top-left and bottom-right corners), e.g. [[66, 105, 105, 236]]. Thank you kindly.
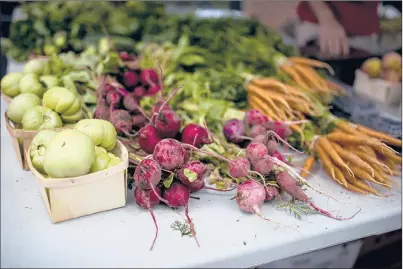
[[292, 65, 326, 92], [374, 147, 402, 163], [349, 164, 391, 188], [353, 150, 393, 175], [280, 64, 310, 89], [251, 78, 287, 91], [344, 182, 369, 194], [317, 137, 354, 177], [333, 165, 349, 187], [326, 80, 345, 94], [314, 141, 336, 180], [331, 142, 374, 177], [300, 155, 316, 178], [356, 124, 402, 147], [327, 133, 394, 154], [288, 57, 335, 75], [343, 172, 380, 196], [335, 121, 362, 136]]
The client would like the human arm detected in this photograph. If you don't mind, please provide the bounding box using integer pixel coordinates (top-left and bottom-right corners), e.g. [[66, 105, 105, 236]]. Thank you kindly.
[[308, 1, 349, 56]]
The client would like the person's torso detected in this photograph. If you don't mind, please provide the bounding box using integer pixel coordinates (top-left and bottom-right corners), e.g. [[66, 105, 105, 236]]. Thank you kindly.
[[297, 1, 380, 36]]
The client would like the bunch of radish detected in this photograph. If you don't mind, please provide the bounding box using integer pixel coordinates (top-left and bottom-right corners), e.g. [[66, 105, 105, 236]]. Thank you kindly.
[[95, 51, 162, 137]]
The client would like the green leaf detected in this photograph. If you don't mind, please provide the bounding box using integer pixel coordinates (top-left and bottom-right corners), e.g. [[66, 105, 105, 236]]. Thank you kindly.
[[183, 168, 198, 183], [163, 173, 174, 188], [179, 54, 205, 66]]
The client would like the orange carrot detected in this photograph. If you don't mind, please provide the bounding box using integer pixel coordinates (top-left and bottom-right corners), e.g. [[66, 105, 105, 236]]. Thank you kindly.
[[300, 155, 316, 178]]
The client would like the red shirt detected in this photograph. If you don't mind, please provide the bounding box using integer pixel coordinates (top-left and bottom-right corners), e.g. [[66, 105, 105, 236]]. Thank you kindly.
[[297, 1, 380, 36]]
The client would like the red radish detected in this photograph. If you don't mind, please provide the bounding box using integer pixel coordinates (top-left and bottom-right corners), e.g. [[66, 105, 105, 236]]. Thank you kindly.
[[249, 125, 266, 138], [110, 109, 134, 137], [95, 98, 110, 120], [266, 121, 292, 139], [177, 161, 207, 192], [140, 69, 159, 85], [123, 71, 138, 88], [123, 93, 140, 112], [276, 171, 359, 220], [134, 187, 161, 251], [236, 180, 266, 213], [252, 155, 274, 175], [162, 182, 200, 247], [120, 51, 129, 61], [244, 109, 269, 126], [153, 138, 187, 171], [246, 142, 268, 162], [106, 90, 121, 109], [138, 125, 162, 154], [154, 109, 182, 138], [264, 185, 280, 201], [152, 100, 172, 113], [98, 83, 115, 98], [134, 86, 146, 98], [229, 157, 251, 178], [147, 85, 162, 96], [272, 150, 285, 162], [223, 119, 246, 144], [266, 140, 279, 155], [181, 123, 213, 148], [115, 87, 129, 97], [132, 114, 147, 128], [252, 134, 267, 144]]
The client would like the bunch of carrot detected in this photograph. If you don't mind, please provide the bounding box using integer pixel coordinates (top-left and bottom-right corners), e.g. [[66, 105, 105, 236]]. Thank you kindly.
[[278, 56, 345, 96], [301, 120, 401, 195]]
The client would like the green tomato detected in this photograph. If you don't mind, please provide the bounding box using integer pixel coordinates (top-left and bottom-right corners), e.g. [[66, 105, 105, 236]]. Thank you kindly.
[[19, 73, 46, 97], [29, 130, 57, 174], [43, 86, 81, 115], [107, 153, 122, 167], [74, 119, 117, 151], [90, 146, 111, 173], [23, 59, 48, 76], [43, 129, 96, 178], [22, 106, 63, 130], [1, 72, 23, 97], [7, 93, 41, 124], [39, 75, 59, 89], [61, 109, 83, 123]]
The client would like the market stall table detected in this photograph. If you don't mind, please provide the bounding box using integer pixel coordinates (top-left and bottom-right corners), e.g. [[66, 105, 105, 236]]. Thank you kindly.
[[1, 62, 402, 268]]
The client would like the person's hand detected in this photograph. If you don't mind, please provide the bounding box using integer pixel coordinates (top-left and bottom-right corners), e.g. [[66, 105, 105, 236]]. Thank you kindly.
[[317, 18, 350, 57]]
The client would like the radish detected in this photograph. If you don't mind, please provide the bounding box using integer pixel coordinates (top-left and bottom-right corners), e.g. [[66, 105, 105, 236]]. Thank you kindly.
[[223, 119, 246, 144], [181, 123, 213, 148], [272, 150, 285, 162], [252, 155, 274, 175], [123, 93, 140, 112], [162, 182, 200, 247], [276, 171, 359, 220], [246, 142, 268, 162], [147, 85, 162, 96], [98, 82, 114, 98], [249, 125, 266, 138], [154, 109, 182, 138], [106, 90, 121, 110], [115, 87, 129, 97], [177, 161, 207, 192], [120, 51, 129, 61], [134, 86, 146, 98], [229, 157, 251, 178], [265, 121, 292, 139], [264, 185, 280, 201], [152, 100, 172, 113], [153, 138, 187, 171], [138, 125, 162, 154], [134, 186, 161, 251], [123, 71, 138, 88], [110, 109, 135, 137], [140, 69, 159, 85], [95, 98, 110, 120], [132, 114, 147, 128], [244, 109, 269, 126], [266, 140, 279, 155], [134, 158, 168, 204], [252, 134, 266, 144]]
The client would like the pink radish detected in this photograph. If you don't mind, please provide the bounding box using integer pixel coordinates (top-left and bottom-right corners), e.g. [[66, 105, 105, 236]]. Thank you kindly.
[[95, 98, 110, 120], [110, 109, 135, 137], [123, 71, 138, 88], [154, 109, 182, 138], [162, 182, 200, 247], [134, 186, 161, 251], [266, 140, 279, 155], [138, 125, 162, 154], [272, 150, 285, 162], [140, 69, 159, 85], [132, 114, 147, 128], [276, 171, 359, 220], [246, 142, 268, 162], [134, 86, 146, 98], [106, 90, 121, 109], [223, 119, 246, 144], [181, 123, 213, 148], [147, 85, 162, 96], [244, 109, 269, 126], [229, 157, 251, 178], [152, 100, 172, 113], [264, 185, 280, 201], [252, 155, 274, 175], [153, 138, 187, 171], [249, 125, 266, 138], [123, 93, 140, 112], [266, 121, 292, 139], [177, 161, 207, 192]]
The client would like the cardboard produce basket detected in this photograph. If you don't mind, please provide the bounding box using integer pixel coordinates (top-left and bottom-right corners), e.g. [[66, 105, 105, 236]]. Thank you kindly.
[[353, 69, 402, 106], [27, 140, 129, 224], [4, 112, 71, 171]]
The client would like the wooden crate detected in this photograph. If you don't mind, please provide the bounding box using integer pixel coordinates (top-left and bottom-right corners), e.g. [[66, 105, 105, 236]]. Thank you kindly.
[[27, 140, 129, 224]]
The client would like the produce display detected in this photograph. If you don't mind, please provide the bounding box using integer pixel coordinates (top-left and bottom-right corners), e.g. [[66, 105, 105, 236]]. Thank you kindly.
[[1, 2, 401, 254], [29, 119, 121, 178], [361, 51, 402, 82]]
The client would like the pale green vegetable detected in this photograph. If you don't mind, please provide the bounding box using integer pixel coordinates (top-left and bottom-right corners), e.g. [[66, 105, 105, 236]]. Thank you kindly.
[[44, 129, 96, 178], [29, 130, 57, 174], [90, 147, 122, 173], [74, 119, 117, 151], [39, 75, 59, 89], [23, 59, 48, 76], [107, 153, 122, 167], [19, 73, 46, 97], [61, 109, 83, 123], [43, 86, 82, 116], [7, 93, 41, 124], [22, 106, 63, 130], [1, 72, 23, 97]]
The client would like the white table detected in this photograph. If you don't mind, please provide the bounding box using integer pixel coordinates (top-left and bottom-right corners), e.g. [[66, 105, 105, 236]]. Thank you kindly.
[[1, 63, 402, 268]]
